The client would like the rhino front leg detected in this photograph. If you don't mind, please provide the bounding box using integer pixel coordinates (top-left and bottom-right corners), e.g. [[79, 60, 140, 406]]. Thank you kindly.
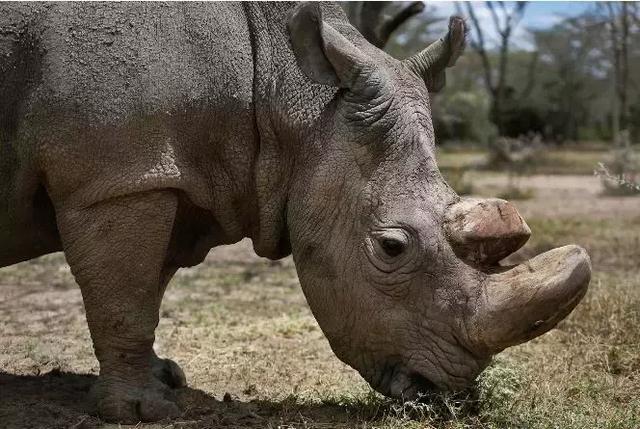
[[56, 190, 182, 423], [150, 350, 187, 389]]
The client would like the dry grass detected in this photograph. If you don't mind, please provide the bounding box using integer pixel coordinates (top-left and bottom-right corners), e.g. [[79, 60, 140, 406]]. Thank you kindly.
[[532, 149, 613, 175], [437, 146, 640, 176], [1, 164, 639, 428]]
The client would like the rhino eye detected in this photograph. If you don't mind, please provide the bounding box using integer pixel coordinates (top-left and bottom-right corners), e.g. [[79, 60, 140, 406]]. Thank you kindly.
[[366, 228, 416, 275], [380, 237, 406, 257]]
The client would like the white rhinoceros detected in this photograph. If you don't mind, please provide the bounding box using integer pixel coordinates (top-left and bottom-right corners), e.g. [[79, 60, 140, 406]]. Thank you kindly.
[[0, 2, 590, 423]]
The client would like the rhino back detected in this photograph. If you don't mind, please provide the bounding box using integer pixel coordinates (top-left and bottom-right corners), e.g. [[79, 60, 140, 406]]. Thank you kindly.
[[32, 3, 253, 123], [0, 2, 258, 264]]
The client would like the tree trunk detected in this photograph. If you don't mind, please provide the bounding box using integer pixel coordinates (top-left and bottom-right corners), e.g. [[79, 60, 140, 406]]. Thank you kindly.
[[620, 2, 629, 132], [344, 1, 425, 49], [465, 2, 527, 137]]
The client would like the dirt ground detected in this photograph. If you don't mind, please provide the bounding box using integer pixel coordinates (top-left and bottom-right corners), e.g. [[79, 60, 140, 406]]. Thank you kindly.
[[472, 173, 640, 219], [1, 171, 639, 429]]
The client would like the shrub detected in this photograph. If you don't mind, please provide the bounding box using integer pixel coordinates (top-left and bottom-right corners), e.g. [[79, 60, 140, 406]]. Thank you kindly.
[[433, 90, 498, 146], [595, 131, 640, 196], [486, 133, 544, 170]]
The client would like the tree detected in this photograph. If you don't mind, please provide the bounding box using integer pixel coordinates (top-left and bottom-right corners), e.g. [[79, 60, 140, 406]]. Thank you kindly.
[[603, 2, 631, 143], [532, 15, 609, 141], [343, 2, 426, 49], [458, 2, 538, 135]]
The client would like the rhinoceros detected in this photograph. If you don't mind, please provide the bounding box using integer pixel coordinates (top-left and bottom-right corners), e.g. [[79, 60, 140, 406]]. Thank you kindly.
[[0, 1, 591, 423]]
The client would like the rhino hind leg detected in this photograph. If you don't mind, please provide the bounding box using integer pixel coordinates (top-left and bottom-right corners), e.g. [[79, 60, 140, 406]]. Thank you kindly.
[[56, 190, 182, 423]]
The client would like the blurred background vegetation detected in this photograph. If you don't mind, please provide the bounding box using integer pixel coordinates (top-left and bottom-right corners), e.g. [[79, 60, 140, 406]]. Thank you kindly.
[[345, 1, 639, 145], [343, 1, 640, 196]]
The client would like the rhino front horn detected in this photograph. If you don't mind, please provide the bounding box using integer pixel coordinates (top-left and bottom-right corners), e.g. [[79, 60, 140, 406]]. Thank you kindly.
[[444, 198, 531, 266], [469, 245, 591, 355]]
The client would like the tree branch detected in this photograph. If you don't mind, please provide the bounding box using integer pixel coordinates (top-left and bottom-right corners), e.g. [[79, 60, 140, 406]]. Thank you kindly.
[[465, 2, 495, 93], [511, 3, 528, 28], [378, 2, 426, 48], [486, 2, 506, 37], [351, 1, 426, 49]]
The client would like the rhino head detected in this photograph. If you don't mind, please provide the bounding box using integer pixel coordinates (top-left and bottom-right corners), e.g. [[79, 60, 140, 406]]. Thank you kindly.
[[284, 4, 591, 398]]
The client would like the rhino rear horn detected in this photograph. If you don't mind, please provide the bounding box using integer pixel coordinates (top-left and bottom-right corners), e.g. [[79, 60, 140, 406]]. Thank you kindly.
[[444, 198, 531, 266], [404, 16, 467, 92]]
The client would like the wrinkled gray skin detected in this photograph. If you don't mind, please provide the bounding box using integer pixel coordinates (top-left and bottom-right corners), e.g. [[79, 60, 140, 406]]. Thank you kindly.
[[0, 2, 591, 423]]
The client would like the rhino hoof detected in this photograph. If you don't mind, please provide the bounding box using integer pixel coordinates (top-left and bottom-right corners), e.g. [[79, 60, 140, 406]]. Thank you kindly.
[[91, 377, 181, 423], [151, 356, 187, 389]]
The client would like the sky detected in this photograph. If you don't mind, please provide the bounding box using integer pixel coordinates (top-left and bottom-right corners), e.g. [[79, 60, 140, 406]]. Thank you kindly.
[[429, 2, 595, 50]]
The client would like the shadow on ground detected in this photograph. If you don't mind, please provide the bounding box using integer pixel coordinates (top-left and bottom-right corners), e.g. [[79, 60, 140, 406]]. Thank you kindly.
[[0, 370, 370, 428]]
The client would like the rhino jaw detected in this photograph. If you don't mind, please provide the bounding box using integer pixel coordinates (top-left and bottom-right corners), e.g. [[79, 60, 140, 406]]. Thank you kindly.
[[469, 245, 591, 355]]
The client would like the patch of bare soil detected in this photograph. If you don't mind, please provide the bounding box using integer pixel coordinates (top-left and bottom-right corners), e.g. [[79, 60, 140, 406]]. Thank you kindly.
[[0, 369, 358, 429], [471, 174, 640, 219]]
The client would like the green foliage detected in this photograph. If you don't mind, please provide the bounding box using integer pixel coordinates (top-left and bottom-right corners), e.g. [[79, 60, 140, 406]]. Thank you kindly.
[[433, 90, 498, 146], [529, 14, 612, 142], [383, 3, 639, 145]]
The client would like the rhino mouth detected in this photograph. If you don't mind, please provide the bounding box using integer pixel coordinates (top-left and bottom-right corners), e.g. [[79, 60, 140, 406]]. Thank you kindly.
[[376, 337, 487, 400], [373, 363, 440, 400], [380, 357, 481, 400], [399, 373, 438, 399]]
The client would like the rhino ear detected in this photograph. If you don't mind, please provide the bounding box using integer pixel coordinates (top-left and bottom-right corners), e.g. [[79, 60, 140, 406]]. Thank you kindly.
[[287, 2, 372, 89]]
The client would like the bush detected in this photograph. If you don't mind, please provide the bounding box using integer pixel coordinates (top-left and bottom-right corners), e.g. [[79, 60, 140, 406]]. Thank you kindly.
[[596, 131, 640, 196], [486, 133, 544, 170], [486, 134, 542, 200], [433, 90, 498, 146]]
